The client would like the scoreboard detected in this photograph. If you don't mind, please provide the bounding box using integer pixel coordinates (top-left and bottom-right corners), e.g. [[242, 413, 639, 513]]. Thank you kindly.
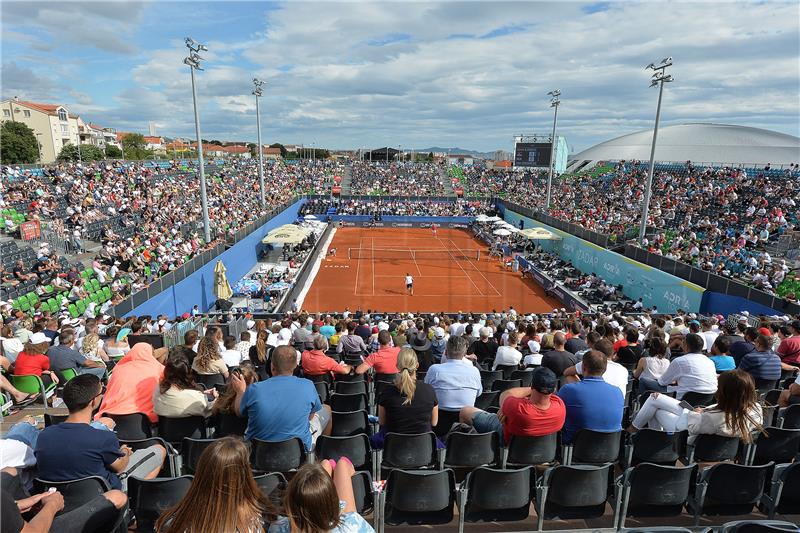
[[514, 142, 552, 168]]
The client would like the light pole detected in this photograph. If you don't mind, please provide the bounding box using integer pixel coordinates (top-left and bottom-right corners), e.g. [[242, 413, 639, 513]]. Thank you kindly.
[[184, 36, 211, 243], [639, 57, 674, 245], [35, 133, 42, 163], [545, 89, 560, 209], [253, 78, 266, 207]]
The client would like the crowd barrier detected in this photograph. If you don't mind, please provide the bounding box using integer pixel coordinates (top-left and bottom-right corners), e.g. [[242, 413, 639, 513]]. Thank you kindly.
[[515, 256, 591, 313], [331, 215, 473, 228]]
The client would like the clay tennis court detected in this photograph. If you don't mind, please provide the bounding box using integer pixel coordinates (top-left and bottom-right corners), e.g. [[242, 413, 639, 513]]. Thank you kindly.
[[300, 227, 561, 313]]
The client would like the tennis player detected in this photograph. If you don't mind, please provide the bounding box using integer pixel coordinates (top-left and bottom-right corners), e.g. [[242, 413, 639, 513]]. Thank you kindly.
[[431, 223, 438, 236], [405, 273, 414, 296]]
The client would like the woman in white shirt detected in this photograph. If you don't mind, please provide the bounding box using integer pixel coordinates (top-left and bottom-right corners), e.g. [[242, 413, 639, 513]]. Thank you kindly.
[[629, 369, 763, 445], [634, 337, 671, 393], [154, 352, 216, 418], [1, 325, 24, 364], [493, 331, 522, 370]]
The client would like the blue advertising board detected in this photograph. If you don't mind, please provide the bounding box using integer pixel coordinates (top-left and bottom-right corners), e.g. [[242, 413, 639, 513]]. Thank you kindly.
[[503, 211, 705, 313]]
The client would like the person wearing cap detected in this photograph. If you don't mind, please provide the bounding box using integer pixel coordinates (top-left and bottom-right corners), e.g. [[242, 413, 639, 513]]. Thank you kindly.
[[468, 327, 498, 364], [356, 330, 399, 375], [557, 350, 624, 444], [409, 331, 434, 371], [13, 332, 60, 388], [425, 336, 482, 413], [430, 327, 447, 362], [738, 333, 782, 386], [48, 330, 107, 380], [460, 367, 565, 446]]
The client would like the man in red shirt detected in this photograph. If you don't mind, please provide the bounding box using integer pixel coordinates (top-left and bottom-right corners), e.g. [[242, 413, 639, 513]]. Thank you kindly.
[[459, 367, 565, 445], [355, 330, 399, 375], [301, 336, 351, 377], [777, 320, 800, 368]]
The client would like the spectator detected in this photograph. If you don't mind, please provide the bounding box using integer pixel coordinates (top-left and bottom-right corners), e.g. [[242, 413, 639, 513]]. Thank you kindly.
[[430, 327, 447, 362], [220, 335, 243, 368], [337, 322, 368, 356], [633, 337, 671, 393], [1, 465, 127, 533], [541, 332, 577, 377], [738, 333, 782, 386], [301, 336, 351, 377], [36, 374, 165, 489], [270, 460, 374, 533], [425, 336, 482, 413], [408, 331, 434, 371], [492, 331, 522, 370], [564, 339, 629, 399], [615, 329, 643, 371], [154, 352, 216, 418], [12, 332, 59, 389], [103, 326, 131, 359], [778, 372, 800, 407], [319, 317, 336, 339], [468, 327, 499, 363], [776, 320, 800, 368], [181, 330, 199, 364], [557, 350, 624, 443], [80, 332, 110, 364], [372, 348, 439, 448], [156, 437, 275, 532], [47, 329, 107, 379], [647, 333, 718, 399], [630, 369, 763, 445], [235, 331, 253, 362], [356, 330, 399, 376], [212, 364, 259, 418], [0, 324, 24, 363], [231, 345, 331, 450], [708, 337, 736, 372], [730, 327, 758, 365], [248, 330, 270, 380], [192, 336, 229, 379], [95, 342, 165, 424], [564, 323, 588, 354], [460, 367, 565, 445], [354, 318, 371, 341]]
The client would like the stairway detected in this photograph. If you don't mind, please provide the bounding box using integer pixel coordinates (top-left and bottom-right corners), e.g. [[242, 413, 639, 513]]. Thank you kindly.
[[340, 164, 353, 195], [440, 166, 455, 197]]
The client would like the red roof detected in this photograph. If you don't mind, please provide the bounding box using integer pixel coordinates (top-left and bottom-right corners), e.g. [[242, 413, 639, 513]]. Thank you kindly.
[[13, 100, 76, 118], [262, 147, 281, 155], [222, 145, 249, 153], [143, 136, 163, 144]]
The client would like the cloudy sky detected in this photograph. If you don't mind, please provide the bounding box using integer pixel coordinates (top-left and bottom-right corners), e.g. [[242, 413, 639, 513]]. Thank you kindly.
[[3, 0, 798, 153]]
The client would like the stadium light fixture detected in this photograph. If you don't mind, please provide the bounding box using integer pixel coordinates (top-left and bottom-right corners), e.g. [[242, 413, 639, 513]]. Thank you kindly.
[[184, 36, 211, 243], [545, 89, 561, 209], [638, 57, 674, 246], [253, 78, 266, 207]]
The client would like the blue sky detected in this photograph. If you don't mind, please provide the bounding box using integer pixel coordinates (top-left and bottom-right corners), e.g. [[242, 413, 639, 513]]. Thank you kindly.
[[3, 1, 798, 153]]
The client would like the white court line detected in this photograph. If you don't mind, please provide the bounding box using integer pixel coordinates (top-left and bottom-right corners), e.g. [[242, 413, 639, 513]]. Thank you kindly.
[[371, 236, 376, 296], [374, 274, 460, 278], [408, 247, 422, 276], [448, 238, 503, 296], [353, 237, 362, 295], [435, 236, 484, 296]]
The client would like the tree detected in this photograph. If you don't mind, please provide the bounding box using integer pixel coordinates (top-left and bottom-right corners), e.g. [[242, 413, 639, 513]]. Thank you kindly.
[[0, 121, 39, 164], [57, 143, 105, 162], [105, 144, 123, 158], [121, 133, 152, 160], [247, 142, 257, 157], [269, 143, 287, 158]]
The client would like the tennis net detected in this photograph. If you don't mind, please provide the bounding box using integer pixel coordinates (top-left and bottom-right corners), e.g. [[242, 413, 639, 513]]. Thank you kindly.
[[347, 247, 481, 261]]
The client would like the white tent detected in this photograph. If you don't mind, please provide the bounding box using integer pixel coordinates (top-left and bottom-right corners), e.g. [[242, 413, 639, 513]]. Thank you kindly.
[[493, 228, 512, 236], [520, 227, 562, 240], [262, 224, 310, 245]]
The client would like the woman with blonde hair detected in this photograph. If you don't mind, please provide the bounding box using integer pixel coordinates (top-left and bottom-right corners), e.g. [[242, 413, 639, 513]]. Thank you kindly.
[[370, 348, 439, 448], [192, 336, 229, 378], [156, 437, 275, 533], [80, 333, 110, 363], [248, 330, 271, 380]]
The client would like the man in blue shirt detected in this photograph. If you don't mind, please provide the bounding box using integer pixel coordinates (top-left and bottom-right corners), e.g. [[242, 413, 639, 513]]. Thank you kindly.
[[35, 374, 165, 490], [730, 327, 758, 365], [47, 329, 107, 379], [739, 334, 782, 384], [425, 336, 483, 411], [232, 345, 331, 450], [556, 349, 624, 443]]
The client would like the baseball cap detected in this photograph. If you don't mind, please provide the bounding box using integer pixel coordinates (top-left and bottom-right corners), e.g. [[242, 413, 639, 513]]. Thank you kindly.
[[506, 322, 516, 331], [531, 367, 557, 394], [434, 327, 445, 339], [29, 332, 51, 345], [758, 327, 771, 336], [181, 312, 190, 319]]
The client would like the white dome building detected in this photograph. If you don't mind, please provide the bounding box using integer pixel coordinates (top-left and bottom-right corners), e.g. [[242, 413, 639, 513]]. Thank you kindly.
[[568, 123, 800, 171]]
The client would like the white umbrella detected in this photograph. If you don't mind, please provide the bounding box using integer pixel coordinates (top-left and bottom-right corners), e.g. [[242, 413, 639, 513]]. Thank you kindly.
[[475, 214, 490, 222], [262, 224, 310, 245], [486, 216, 501, 222], [493, 219, 507, 225], [304, 214, 318, 220], [493, 228, 512, 236], [507, 226, 520, 233], [520, 227, 562, 240]]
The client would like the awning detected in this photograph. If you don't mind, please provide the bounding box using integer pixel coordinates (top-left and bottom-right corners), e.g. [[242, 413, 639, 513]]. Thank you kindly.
[[520, 227, 562, 240]]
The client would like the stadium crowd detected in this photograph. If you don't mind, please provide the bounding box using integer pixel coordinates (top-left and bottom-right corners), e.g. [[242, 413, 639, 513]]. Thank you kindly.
[[299, 197, 492, 217], [1, 302, 799, 531], [350, 162, 445, 195]]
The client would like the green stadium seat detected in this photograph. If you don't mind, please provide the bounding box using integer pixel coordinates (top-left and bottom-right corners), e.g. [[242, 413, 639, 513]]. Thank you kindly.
[[76, 300, 87, 315], [91, 279, 100, 292], [27, 292, 40, 305], [68, 303, 80, 318], [46, 298, 57, 313], [102, 287, 112, 300], [11, 375, 56, 407], [17, 298, 31, 312]]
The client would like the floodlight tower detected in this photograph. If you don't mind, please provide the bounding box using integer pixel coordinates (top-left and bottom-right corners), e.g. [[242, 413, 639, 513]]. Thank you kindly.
[[253, 78, 266, 207], [639, 57, 674, 245], [184, 37, 211, 243], [545, 89, 560, 210]]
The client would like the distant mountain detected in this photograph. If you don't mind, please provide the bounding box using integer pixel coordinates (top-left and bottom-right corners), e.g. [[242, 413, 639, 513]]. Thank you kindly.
[[411, 147, 498, 159]]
